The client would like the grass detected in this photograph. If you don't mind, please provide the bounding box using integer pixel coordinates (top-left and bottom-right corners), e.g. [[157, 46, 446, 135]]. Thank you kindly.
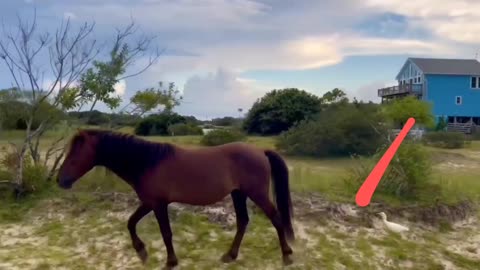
[[2, 193, 478, 269], [1, 130, 480, 268]]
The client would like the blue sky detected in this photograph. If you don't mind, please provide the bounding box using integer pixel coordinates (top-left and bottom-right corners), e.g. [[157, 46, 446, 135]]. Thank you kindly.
[[1, 0, 479, 118]]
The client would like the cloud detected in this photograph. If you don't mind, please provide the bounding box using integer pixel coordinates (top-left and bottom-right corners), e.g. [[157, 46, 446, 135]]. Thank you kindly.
[[349, 81, 395, 103], [46, 0, 271, 34], [41, 79, 79, 95], [365, 0, 480, 44], [176, 68, 270, 118], [15, 0, 467, 77], [3, 0, 480, 118], [63, 12, 77, 20], [139, 34, 451, 87], [114, 80, 126, 97]]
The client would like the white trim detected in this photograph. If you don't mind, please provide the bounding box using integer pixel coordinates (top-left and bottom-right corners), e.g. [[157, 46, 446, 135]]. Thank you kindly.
[[455, 96, 462, 105]]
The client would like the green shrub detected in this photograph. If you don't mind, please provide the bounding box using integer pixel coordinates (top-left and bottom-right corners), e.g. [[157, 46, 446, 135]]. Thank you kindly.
[[0, 169, 11, 193], [201, 129, 246, 146], [134, 113, 186, 136], [210, 117, 242, 127], [382, 96, 435, 129], [1, 151, 33, 172], [345, 142, 438, 201], [168, 123, 203, 136], [423, 131, 465, 149], [469, 128, 480, 141], [21, 164, 50, 193], [0, 165, 51, 198], [0, 151, 51, 197], [86, 110, 110, 126], [276, 104, 387, 157], [0, 169, 10, 179]]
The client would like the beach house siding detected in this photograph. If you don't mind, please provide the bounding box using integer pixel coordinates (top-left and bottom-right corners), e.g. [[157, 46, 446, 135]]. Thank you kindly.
[[424, 74, 480, 119]]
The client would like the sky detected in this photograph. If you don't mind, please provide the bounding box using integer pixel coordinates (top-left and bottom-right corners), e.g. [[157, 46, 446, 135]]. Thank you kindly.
[[1, 0, 479, 119]]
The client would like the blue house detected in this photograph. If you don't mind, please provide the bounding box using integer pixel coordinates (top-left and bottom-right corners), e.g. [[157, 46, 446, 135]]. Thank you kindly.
[[378, 58, 480, 133]]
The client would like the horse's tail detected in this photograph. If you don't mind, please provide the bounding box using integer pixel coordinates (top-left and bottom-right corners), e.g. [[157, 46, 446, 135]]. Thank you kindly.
[[264, 150, 295, 242]]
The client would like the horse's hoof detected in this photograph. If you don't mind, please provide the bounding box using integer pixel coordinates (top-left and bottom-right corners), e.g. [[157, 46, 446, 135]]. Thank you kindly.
[[137, 248, 148, 264], [165, 258, 178, 268], [162, 262, 178, 270], [283, 255, 294, 266], [221, 253, 236, 263]]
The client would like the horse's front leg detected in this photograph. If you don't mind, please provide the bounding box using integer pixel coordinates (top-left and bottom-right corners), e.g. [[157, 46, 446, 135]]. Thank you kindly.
[[128, 203, 152, 264], [222, 190, 249, 263], [154, 203, 178, 269]]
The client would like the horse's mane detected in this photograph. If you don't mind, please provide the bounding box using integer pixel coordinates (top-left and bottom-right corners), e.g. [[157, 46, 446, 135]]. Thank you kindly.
[[70, 129, 175, 171]]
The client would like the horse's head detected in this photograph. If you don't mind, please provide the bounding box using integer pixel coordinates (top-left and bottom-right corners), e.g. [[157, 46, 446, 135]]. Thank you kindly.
[[57, 130, 99, 189]]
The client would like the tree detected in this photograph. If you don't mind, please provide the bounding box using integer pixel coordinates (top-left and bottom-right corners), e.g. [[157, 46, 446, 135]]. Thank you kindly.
[[382, 96, 435, 128], [78, 21, 161, 113], [276, 103, 387, 157], [120, 81, 182, 118], [134, 113, 187, 136], [243, 88, 322, 135], [320, 88, 348, 105], [210, 117, 240, 127], [0, 11, 161, 194]]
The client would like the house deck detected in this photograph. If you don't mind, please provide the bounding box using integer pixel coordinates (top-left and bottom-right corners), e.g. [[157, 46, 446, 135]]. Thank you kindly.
[[377, 57, 480, 134]]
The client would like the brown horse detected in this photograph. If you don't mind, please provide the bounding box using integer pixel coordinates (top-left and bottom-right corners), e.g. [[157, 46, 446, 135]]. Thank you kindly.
[[57, 129, 295, 269]]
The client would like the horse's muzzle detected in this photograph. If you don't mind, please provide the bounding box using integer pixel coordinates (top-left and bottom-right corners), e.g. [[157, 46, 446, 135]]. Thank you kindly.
[[57, 177, 74, 189]]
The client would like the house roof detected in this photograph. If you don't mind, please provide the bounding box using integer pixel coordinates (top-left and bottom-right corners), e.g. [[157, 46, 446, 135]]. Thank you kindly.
[[408, 58, 480, 76]]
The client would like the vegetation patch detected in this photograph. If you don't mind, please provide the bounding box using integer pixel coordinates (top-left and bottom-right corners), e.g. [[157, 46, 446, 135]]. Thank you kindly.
[[276, 102, 386, 157], [167, 122, 204, 136], [423, 131, 467, 149], [345, 141, 437, 202], [200, 129, 247, 146], [242, 88, 322, 135], [134, 113, 189, 136]]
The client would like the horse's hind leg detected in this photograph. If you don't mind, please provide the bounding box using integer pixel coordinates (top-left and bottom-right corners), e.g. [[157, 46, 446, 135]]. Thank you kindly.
[[154, 203, 178, 269], [128, 203, 151, 264], [221, 190, 249, 263], [249, 192, 293, 266]]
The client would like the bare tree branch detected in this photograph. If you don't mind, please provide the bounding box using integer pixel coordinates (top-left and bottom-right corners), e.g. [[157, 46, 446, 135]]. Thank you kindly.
[[1, 10, 162, 187], [118, 48, 163, 80]]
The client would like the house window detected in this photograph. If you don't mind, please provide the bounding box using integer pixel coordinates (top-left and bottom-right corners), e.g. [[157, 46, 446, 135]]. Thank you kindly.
[[417, 76, 421, 83], [471, 76, 480, 88], [456, 96, 462, 105]]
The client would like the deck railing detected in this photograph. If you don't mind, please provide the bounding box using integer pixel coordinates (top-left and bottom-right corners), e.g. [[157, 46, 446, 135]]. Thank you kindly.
[[378, 84, 422, 97], [447, 122, 477, 134]]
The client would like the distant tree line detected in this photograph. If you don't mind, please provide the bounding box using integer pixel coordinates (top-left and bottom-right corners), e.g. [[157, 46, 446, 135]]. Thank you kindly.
[[240, 87, 437, 157], [67, 110, 140, 127]]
